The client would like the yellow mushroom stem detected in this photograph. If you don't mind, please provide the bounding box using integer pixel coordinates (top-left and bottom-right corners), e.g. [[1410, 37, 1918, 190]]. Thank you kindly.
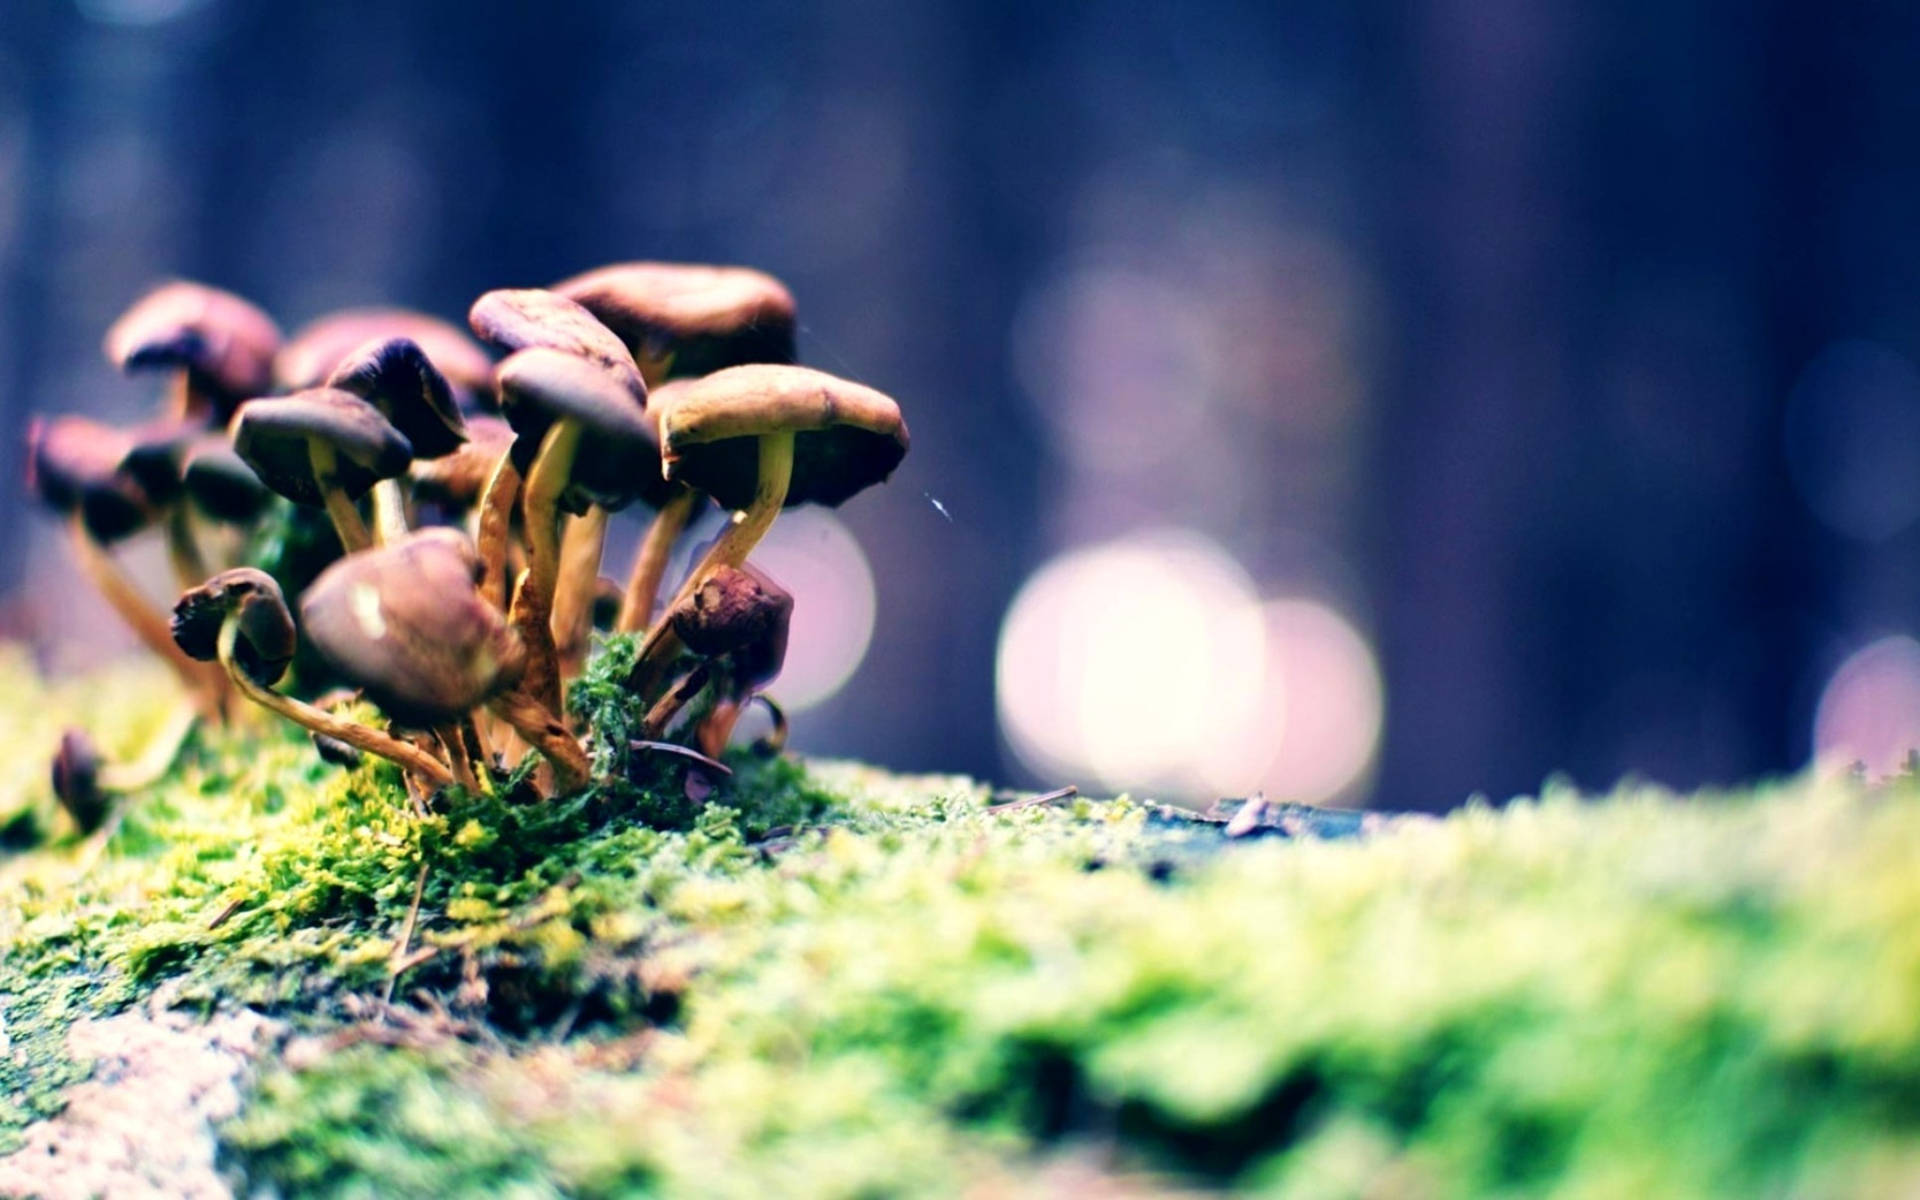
[[370, 478, 411, 548], [164, 504, 209, 593], [630, 430, 793, 694], [615, 485, 697, 634], [307, 440, 372, 552], [475, 450, 522, 613], [68, 515, 226, 721], [216, 616, 454, 788], [485, 687, 590, 792], [96, 700, 201, 793], [550, 505, 609, 671], [637, 348, 676, 390], [435, 722, 482, 793], [514, 419, 584, 715]]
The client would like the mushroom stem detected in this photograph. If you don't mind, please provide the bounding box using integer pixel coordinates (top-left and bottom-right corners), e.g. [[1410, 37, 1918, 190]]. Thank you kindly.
[[640, 662, 712, 739], [216, 617, 454, 787], [630, 431, 792, 692], [615, 486, 697, 634], [96, 700, 200, 792], [476, 450, 522, 613], [485, 688, 590, 792], [370, 478, 411, 548], [164, 505, 209, 593], [307, 441, 372, 552], [551, 506, 608, 671], [67, 516, 225, 719], [436, 723, 481, 793], [514, 419, 584, 715]]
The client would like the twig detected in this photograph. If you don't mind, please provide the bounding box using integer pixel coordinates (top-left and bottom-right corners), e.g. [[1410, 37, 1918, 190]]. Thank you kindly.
[[207, 896, 246, 930], [987, 784, 1078, 815], [382, 857, 432, 1005], [1225, 792, 1271, 838]]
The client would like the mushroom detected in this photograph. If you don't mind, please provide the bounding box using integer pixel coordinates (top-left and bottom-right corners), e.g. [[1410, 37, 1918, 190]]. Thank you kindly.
[[553, 261, 796, 386], [49, 704, 200, 834], [612, 379, 704, 635], [28, 414, 226, 714], [171, 567, 453, 787], [493, 347, 657, 715], [181, 436, 275, 526], [630, 365, 906, 684], [465, 288, 644, 625], [231, 388, 413, 552], [408, 414, 513, 521], [118, 417, 213, 587], [324, 336, 472, 544], [104, 281, 282, 425], [299, 528, 589, 791], [277, 308, 494, 411], [654, 564, 792, 758]]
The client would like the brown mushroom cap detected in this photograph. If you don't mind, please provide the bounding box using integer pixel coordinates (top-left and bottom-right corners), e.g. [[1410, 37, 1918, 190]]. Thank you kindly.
[[182, 436, 275, 523], [468, 288, 645, 404], [170, 567, 297, 687], [671, 563, 793, 690], [654, 364, 909, 510], [409, 414, 515, 512], [496, 347, 669, 512], [103, 281, 282, 413], [553, 262, 797, 377], [299, 527, 527, 727], [232, 389, 414, 506], [118, 417, 205, 506], [276, 308, 494, 402], [325, 336, 469, 459], [27, 415, 158, 543]]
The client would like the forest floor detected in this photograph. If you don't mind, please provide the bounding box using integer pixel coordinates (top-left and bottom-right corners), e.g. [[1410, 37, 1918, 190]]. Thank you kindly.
[[3, 651, 1920, 1197]]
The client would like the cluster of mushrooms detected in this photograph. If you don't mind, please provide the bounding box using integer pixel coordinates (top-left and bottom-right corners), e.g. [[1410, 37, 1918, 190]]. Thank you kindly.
[[32, 266, 908, 818]]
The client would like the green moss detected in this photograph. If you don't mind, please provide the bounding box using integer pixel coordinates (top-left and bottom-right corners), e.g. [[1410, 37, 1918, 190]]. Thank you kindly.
[[7, 655, 1920, 1195]]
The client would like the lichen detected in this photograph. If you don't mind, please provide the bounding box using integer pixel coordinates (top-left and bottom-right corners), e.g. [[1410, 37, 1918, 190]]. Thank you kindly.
[[7, 655, 1920, 1195]]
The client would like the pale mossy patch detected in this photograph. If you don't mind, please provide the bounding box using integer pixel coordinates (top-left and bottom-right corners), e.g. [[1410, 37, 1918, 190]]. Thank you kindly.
[[5, 651, 1920, 1195]]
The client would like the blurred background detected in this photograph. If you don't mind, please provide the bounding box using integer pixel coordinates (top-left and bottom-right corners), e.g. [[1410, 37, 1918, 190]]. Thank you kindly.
[[3, 0, 1919, 810]]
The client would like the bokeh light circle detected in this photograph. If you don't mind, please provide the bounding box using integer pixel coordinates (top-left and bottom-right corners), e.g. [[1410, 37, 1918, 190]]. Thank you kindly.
[[741, 509, 876, 712], [1812, 634, 1920, 778], [995, 530, 1265, 794], [1221, 598, 1384, 804]]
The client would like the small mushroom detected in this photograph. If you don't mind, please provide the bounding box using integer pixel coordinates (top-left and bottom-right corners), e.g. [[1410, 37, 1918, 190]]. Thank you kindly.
[[277, 308, 494, 411], [50, 704, 200, 834], [656, 565, 793, 757], [299, 528, 588, 791], [181, 436, 275, 525], [119, 417, 215, 588], [172, 567, 454, 787], [231, 388, 413, 552], [104, 281, 282, 424], [467, 288, 646, 403], [553, 261, 797, 386], [28, 415, 225, 713], [630, 365, 906, 686], [493, 347, 656, 714]]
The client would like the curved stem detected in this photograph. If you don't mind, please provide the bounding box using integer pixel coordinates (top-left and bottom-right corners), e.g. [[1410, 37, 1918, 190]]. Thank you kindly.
[[640, 662, 711, 739], [97, 700, 201, 792], [370, 478, 410, 548], [67, 516, 225, 719], [476, 449, 522, 613], [514, 419, 583, 715], [486, 688, 590, 792], [164, 504, 209, 593], [218, 618, 454, 787], [616, 486, 697, 634], [309, 441, 372, 552], [628, 431, 792, 697], [551, 505, 609, 671], [436, 723, 481, 793]]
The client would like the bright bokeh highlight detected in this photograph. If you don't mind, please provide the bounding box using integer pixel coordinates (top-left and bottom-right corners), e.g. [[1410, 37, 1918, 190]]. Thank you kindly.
[[996, 530, 1267, 794], [1812, 634, 1920, 778], [1227, 598, 1384, 804]]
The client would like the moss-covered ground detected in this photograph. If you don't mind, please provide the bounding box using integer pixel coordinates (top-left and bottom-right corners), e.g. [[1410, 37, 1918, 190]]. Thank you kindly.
[[4, 649, 1920, 1196]]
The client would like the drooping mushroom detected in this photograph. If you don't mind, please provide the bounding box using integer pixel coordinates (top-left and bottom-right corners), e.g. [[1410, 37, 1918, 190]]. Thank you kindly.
[[324, 336, 471, 544], [652, 564, 792, 758], [493, 347, 657, 714], [299, 528, 589, 791], [630, 365, 906, 686], [28, 414, 226, 714], [277, 307, 494, 411], [50, 704, 200, 834], [553, 261, 797, 386], [104, 281, 282, 425], [171, 567, 453, 787], [231, 388, 413, 552]]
